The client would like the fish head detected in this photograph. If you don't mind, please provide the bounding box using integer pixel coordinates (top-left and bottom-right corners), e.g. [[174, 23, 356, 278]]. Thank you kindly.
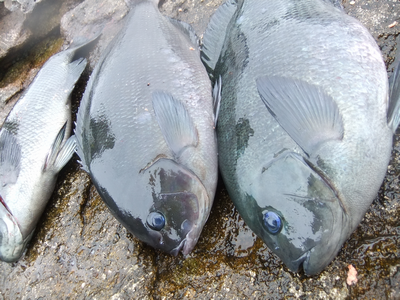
[[106, 158, 209, 256], [242, 152, 349, 275], [0, 196, 27, 262], [143, 158, 209, 255]]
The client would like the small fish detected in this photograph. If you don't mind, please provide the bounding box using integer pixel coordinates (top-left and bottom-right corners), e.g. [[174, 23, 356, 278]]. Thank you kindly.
[[202, 0, 400, 275], [0, 37, 96, 262], [75, 0, 218, 255]]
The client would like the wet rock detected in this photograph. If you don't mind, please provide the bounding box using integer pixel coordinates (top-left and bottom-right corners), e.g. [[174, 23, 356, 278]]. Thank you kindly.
[[0, 0, 399, 299], [0, 9, 29, 59], [0, 0, 44, 13], [60, 0, 129, 68]]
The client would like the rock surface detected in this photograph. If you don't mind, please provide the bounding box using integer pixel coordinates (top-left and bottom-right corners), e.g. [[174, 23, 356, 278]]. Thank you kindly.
[[0, 0, 399, 299]]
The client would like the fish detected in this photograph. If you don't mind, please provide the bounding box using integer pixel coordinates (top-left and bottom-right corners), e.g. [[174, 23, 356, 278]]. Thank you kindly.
[[201, 0, 400, 275], [0, 37, 97, 262], [74, 0, 218, 255]]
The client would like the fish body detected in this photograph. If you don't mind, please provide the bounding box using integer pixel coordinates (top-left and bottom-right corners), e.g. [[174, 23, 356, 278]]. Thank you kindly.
[[202, 0, 398, 275], [0, 40, 92, 262], [75, 0, 218, 255]]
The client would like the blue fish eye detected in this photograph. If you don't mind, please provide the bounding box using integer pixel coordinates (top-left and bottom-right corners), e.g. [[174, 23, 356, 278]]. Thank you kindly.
[[146, 212, 165, 231], [263, 211, 282, 235]]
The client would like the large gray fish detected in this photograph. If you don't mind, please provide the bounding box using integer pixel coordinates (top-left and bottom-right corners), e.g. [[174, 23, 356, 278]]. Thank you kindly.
[[0, 39, 95, 262], [75, 0, 218, 255], [202, 0, 400, 275]]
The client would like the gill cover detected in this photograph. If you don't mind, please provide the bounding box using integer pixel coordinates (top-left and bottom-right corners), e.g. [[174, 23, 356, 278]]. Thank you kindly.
[[244, 152, 348, 275]]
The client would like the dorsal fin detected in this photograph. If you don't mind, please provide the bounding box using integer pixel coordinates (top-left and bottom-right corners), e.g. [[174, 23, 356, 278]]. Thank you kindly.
[[201, 0, 241, 77], [167, 17, 199, 47], [213, 75, 222, 126], [388, 61, 400, 132]]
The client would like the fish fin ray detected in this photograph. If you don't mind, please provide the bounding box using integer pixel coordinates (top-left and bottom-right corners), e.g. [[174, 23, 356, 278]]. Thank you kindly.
[[63, 57, 87, 96], [213, 75, 222, 126], [152, 91, 198, 158], [57, 35, 100, 100], [167, 17, 199, 48], [51, 135, 77, 172], [68, 34, 101, 62], [44, 122, 68, 172], [61, 35, 100, 97], [388, 61, 400, 132], [0, 129, 21, 186], [256, 76, 344, 155], [201, 0, 240, 77]]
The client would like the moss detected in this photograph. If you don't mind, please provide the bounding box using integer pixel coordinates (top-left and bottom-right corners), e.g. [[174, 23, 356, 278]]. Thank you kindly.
[[0, 36, 63, 89]]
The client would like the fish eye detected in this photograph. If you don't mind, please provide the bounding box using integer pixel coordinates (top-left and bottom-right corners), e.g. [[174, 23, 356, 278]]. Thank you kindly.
[[146, 212, 165, 231], [263, 211, 282, 235]]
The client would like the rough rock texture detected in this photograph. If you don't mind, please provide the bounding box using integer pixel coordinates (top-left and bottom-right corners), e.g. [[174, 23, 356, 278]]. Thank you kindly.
[[0, 0, 399, 299]]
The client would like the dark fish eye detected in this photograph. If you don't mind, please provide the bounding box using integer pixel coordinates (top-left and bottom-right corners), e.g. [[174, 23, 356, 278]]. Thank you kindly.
[[263, 211, 282, 235], [146, 212, 165, 231]]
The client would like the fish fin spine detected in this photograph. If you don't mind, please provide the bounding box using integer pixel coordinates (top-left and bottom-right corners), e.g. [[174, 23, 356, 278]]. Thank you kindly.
[[213, 75, 222, 126], [167, 17, 199, 48]]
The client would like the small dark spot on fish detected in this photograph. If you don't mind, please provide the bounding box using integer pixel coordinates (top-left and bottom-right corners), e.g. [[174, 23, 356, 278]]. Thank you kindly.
[[89, 114, 115, 159], [3, 120, 19, 135], [236, 118, 254, 157]]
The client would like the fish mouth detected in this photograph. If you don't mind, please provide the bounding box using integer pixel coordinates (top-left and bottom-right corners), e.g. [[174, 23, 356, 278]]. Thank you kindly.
[[170, 239, 187, 256], [288, 249, 312, 274], [169, 227, 199, 256]]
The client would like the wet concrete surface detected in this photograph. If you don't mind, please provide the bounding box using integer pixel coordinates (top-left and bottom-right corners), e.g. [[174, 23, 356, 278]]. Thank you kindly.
[[0, 0, 400, 299]]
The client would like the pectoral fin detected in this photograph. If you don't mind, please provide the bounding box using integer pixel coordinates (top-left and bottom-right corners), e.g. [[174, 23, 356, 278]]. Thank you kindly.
[[0, 129, 21, 186], [256, 76, 344, 156], [152, 91, 198, 158]]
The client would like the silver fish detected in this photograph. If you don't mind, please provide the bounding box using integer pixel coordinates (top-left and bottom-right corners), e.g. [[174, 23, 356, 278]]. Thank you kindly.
[[0, 38, 96, 262], [75, 0, 218, 255], [202, 0, 400, 275]]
